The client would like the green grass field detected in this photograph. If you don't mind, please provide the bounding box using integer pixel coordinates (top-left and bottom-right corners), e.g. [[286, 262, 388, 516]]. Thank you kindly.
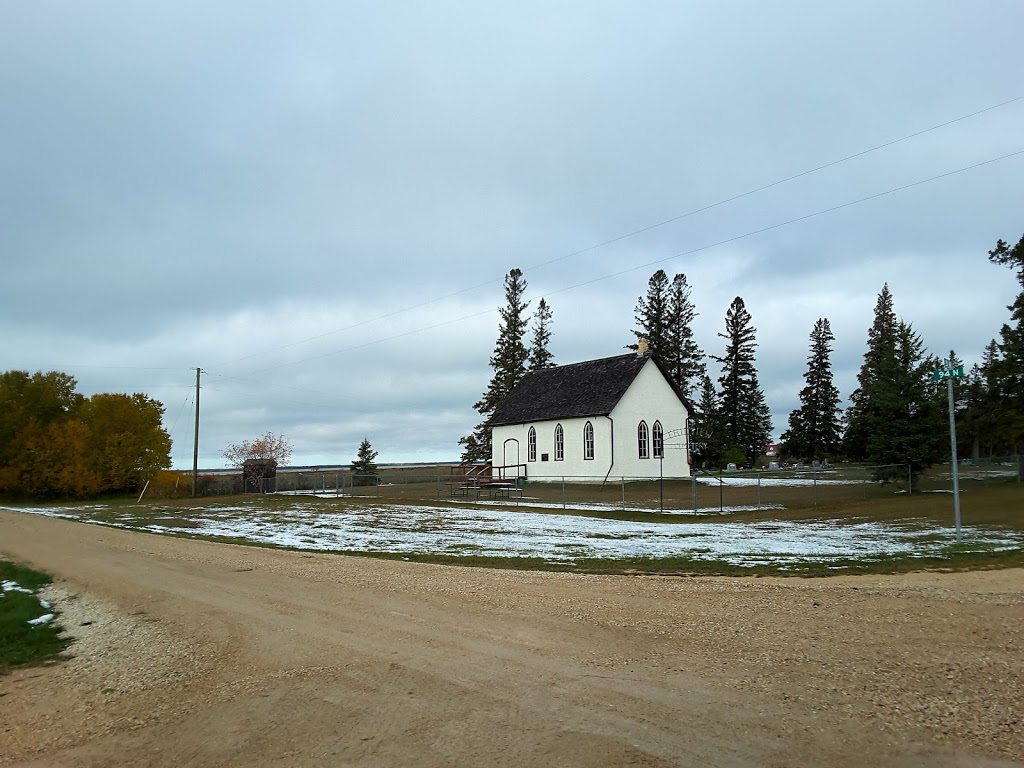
[[0, 560, 71, 674]]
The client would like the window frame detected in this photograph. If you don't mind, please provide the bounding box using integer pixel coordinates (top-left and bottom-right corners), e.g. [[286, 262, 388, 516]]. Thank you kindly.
[[583, 421, 595, 460], [528, 426, 537, 462], [653, 420, 664, 459], [554, 423, 564, 461], [638, 420, 650, 459]]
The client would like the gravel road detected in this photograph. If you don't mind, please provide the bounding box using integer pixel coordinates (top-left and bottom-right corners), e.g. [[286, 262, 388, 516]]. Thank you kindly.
[[1, 509, 1021, 767]]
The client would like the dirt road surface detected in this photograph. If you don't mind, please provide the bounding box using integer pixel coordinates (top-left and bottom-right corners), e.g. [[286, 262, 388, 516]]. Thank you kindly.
[[1, 510, 1021, 767]]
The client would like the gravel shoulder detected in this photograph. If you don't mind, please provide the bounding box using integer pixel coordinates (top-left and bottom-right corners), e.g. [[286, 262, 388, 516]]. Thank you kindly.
[[0, 509, 1021, 767]]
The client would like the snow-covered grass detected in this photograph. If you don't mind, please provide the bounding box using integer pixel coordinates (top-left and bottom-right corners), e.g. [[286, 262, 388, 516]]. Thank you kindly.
[[10, 500, 1023, 571]]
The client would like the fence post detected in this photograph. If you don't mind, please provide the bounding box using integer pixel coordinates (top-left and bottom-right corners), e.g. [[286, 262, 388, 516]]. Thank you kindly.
[[621, 476, 625, 510], [562, 477, 566, 510], [908, 463, 912, 494], [757, 475, 761, 510], [813, 471, 817, 506], [692, 474, 697, 514]]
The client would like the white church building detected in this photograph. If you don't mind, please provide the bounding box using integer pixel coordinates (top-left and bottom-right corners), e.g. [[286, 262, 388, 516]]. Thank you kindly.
[[487, 348, 693, 481]]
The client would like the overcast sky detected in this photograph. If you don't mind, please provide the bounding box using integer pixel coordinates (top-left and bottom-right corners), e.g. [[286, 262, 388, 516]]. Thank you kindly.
[[2, 1, 1022, 468]]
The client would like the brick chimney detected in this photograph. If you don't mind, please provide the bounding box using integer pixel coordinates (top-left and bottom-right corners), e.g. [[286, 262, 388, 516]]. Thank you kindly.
[[636, 338, 650, 357]]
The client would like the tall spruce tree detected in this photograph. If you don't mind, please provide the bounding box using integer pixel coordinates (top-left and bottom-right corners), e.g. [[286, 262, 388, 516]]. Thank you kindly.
[[845, 285, 944, 486], [527, 297, 555, 371], [713, 297, 772, 465], [632, 270, 671, 358], [632, 270, 705, 395], [665, 273, 706, 397], [985, 234, 1024, 452], [779, 318, 842, 461], [459, 268, 530, 463], [690, 374, 723, 469], [959, 340, 1004, 459], [865, 321, 945, 485], [844, 284, 897, 460]]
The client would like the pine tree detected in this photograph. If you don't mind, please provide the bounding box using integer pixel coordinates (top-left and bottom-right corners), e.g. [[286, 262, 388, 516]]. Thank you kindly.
[[350, 437, 379, 485], [779, 318, 842, 461], [459, 268, 531, 463], [712, 297, 772, 465], [844, 284, 897, 460], [665, 273, 706, 397], [527, 297, 555, 371]]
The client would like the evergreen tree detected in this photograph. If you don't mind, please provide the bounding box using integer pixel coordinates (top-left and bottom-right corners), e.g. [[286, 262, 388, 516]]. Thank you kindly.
[[844, 284, 897, 460], [864, 321, 945, 485], [350, 437, 379, 485], [665, 273, 706, 397], [957, 359, 985, 462], [712, 297, 772, 465], [844, 285, 945, 486], [527, 297, 555, 371], [949, 235, 1024, 458], [632, 270, 671, 358], [459, 268, 530, 463], [986, 234, 1024, 452], [690, 374, 723, 469], [959, 341, 1003, 459], [632, 270, 705, 395], [779, 318, 842, 461]]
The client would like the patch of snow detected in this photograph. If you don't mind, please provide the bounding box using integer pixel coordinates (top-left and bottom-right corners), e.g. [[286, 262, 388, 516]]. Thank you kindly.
[[27, 613, 55, 626], [696, 476, 865, 487], [8, 500, 1022, 568], [470, 499, 784, 515]]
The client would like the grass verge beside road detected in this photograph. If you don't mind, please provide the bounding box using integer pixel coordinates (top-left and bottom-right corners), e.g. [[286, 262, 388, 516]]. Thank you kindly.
[[0, 560, 71, 674]]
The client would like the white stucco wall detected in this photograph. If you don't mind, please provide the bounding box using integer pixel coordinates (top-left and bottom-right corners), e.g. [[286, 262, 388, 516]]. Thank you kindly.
[[490, 358, 691, 481], [492, 416, 612, 481], [608, 359, 690, 478]]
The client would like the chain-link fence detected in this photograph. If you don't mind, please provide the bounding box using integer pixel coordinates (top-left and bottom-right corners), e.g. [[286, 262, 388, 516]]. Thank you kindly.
[[164, 456, 1021, 512]]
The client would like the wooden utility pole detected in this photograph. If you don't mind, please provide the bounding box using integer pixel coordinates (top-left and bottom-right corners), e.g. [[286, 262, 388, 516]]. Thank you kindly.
[[192, 367, 201, 497]]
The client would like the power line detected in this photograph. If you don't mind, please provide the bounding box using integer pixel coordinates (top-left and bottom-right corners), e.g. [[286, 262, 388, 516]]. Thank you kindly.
[[541, 149, 1024, 297], [213, 147, 1023, 379], [208, 96, 1021, 370]]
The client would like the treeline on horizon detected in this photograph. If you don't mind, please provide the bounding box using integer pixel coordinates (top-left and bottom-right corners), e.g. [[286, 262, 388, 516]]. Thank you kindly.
[[462, 234, 1024, 486]]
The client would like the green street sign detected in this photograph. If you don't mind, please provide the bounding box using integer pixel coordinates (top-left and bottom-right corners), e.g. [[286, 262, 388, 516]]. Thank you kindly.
[[933, 366, 965, 381]]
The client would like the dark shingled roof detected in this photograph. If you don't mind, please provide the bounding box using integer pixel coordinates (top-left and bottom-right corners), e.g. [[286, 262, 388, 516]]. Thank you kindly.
[[487, 353, 691, 427]]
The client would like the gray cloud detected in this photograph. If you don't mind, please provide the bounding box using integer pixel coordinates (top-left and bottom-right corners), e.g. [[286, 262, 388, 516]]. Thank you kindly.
[[2, 1, 1022, 466]]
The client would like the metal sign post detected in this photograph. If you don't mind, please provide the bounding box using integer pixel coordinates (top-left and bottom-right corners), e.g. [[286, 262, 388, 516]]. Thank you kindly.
[[933, 364, 964, 542]]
